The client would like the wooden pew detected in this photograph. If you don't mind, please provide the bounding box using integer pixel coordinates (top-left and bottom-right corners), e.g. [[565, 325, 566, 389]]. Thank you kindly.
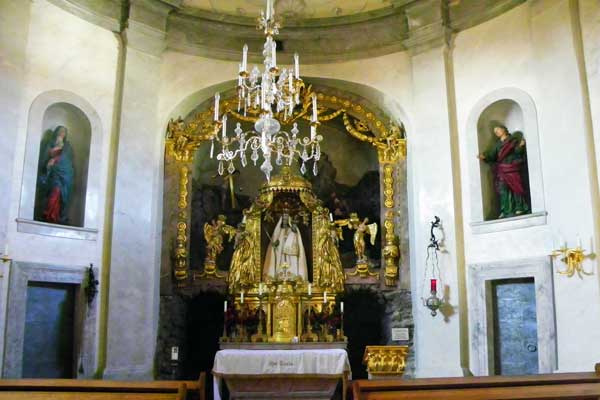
[[0, 372, 206, 400], [353, 371, 600, 400]]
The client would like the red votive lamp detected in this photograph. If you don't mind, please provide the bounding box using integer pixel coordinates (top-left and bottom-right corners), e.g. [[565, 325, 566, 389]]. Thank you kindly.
[[430, 278, 437, 293]]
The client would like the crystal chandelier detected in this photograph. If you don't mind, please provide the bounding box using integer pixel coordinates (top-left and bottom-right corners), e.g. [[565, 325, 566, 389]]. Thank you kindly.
[[210, 0, 322, 181]]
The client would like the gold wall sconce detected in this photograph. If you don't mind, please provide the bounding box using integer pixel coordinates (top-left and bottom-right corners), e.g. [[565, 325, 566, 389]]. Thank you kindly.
[[551, 239, 594, 278]]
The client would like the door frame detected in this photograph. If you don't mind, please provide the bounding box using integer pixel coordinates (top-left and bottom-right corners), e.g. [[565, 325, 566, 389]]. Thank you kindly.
[[468, 257, 557, 376], [2, 262, 97, 378]]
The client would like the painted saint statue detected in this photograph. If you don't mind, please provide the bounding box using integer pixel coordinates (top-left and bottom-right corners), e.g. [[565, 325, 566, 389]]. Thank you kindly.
[[479, 125, 530, 219], [263, 213, 308, 280], [37, 125, 74, 224]]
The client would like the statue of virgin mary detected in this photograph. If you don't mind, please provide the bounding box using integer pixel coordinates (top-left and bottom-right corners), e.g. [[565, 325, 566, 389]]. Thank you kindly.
[[263, 213, 308, 280]]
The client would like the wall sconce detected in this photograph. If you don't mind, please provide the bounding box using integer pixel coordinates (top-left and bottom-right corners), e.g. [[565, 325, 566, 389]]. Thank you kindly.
[[422, 216, 443, 316], [551, 237, 593, 278]]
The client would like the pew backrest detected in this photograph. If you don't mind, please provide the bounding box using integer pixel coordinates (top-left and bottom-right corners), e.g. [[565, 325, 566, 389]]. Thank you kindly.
[[353, 372, 600, 400], [0, 372, 205, 400]]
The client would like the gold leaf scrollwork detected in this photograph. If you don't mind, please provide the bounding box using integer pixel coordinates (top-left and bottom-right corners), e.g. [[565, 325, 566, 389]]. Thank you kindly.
[[383, 210, 399, 287], [174, 221, 188, 284], [178, 166, 189, 209], [363, 345, 409, 377], [383, 165, 394, 209], [173, 165, 191, 286]]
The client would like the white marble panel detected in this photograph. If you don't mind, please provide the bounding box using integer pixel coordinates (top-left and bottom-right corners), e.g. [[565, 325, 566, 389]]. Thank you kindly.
[[468, 257, 556, 376], [2, 262, 98, 378]]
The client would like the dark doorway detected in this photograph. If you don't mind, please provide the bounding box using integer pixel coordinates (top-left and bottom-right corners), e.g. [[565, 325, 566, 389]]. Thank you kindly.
[[23, 282, 76, 378], [340, 288, 385, 379], [491, 278, 538, 375], [184, 291, 226, 399]]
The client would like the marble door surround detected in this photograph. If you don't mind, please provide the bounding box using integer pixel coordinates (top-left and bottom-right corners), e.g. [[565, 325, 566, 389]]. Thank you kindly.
[[467, 257, 557, 376], [2, 262, 97, 378]]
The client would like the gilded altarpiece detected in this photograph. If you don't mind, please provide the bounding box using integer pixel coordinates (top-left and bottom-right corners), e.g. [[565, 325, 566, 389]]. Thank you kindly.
[[163, 86, 406, 291]]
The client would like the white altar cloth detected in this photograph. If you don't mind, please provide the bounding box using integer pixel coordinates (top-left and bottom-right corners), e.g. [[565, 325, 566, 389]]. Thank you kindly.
[[212, 349, 351, 400]]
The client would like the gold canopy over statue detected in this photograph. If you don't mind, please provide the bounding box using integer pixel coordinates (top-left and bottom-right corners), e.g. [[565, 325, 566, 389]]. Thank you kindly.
[[227, 165, 345, 293]]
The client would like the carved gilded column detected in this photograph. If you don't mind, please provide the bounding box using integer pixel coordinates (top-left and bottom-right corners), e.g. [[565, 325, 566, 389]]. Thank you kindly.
[[377, 123, 406, 287], [165, 117, 212, 287]]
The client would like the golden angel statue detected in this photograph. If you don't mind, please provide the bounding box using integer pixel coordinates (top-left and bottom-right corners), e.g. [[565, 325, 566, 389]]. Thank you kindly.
[[336, 212, 379, 277], [314, 220, 345, 292], [228, 221, 259, 291], [199, 214, 235, 279]]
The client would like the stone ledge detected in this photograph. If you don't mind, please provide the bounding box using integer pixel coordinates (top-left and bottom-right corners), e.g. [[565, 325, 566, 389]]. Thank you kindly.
[[16, 218, 98, 241], [470, 211, 547, 235]]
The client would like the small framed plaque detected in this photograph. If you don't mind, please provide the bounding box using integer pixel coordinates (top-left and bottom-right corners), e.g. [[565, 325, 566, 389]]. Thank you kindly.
[[391, 328, 409, 341]]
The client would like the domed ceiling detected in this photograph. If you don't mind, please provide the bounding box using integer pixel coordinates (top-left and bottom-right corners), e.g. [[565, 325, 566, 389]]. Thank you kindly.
[[181, 0, 393, 19]]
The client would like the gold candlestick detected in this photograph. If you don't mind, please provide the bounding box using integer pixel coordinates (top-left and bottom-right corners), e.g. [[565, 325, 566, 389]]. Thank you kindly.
[[251, 291, 269, 342], [301, 293, 318, 342]]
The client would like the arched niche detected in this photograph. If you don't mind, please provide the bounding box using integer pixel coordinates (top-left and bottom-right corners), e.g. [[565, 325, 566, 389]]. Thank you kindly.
[[33, 103, 91, 227], [18, 90, 103, 240], [466, 88, 546, 234]]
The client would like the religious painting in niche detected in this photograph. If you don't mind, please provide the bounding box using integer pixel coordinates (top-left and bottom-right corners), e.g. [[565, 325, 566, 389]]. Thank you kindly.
[[477, 99, 531, 221], [34, 103, 91, 227], [189, 116, 380, 275]]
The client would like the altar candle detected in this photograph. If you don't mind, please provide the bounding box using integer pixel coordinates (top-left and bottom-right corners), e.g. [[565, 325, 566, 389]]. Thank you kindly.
[[259, 283, 263, 295], [241, 290, 244, 304], [340, 301, 344, 313], [323, 291, 327, 303], [224, 300, 227, 312], [577, 235, 582, 248], [214, 92, 220, 120], [430, 278, 437, 293], [312, 93, 318, 122], [288, 72, 293, 92], [308, 283, 312, 296], [242, 215, 247, 223], [329, 213, 333, 222]]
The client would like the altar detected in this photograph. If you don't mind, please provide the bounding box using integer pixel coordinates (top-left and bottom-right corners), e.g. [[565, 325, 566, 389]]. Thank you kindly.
[[213, 348, 351, 400]]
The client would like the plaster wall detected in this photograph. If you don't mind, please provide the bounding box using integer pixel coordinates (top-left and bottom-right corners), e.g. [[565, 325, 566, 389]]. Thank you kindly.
[[453, 1, 600, 373], [0, 0, 119, 376]]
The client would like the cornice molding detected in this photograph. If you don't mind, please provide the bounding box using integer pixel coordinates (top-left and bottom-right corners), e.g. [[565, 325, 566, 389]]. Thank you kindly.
[[49, 0, 526, 62]]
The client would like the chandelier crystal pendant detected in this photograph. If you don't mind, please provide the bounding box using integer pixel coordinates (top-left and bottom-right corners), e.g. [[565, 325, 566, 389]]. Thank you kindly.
[[209, 0, 322, 181]]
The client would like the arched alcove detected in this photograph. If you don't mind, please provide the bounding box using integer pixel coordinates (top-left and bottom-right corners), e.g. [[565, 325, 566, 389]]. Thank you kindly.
[[157, 78, 415, 381], [18, 90, 103, 240], [477, 99, 529, 221], [33, 103, 91, 227], [466, 88, 546, 234]]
